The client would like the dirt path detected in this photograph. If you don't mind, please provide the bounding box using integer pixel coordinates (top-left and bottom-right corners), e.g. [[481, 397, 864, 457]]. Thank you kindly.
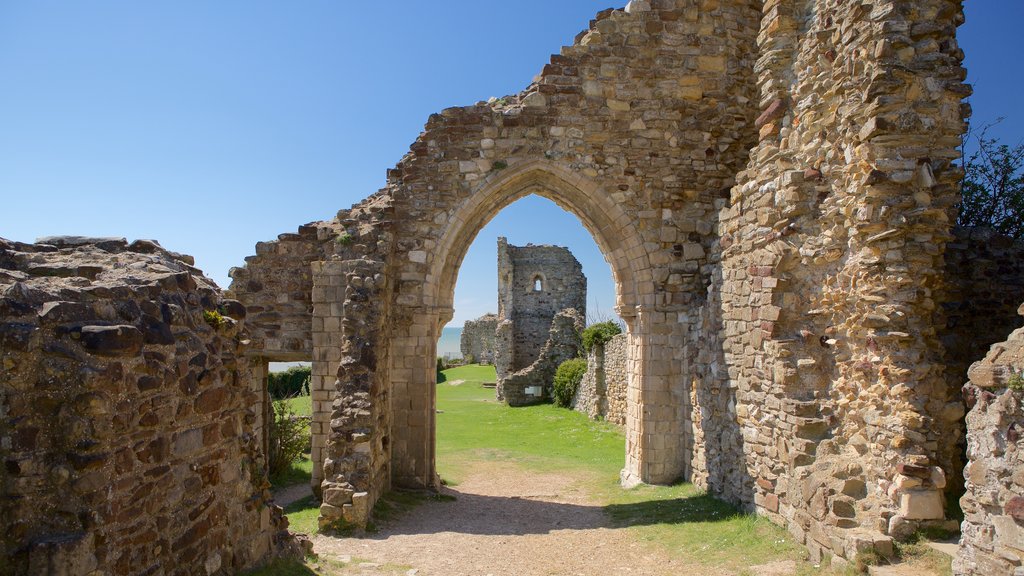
[[311, 462, 792, 576], [273, 482, 313, 508]]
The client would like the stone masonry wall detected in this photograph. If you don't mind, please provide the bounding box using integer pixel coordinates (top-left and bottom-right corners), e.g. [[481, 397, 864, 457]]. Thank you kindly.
[[228, 220, 347, 493], [711, 0, 969, 565], [574, 333, 628, 425], [496, 238, 586, 382], [0, 237, 294, 575], [498, 309, 584, 406], [942, 227, 1024, 380], [940, 226, 1024, 509], [460, 313, 498, 364], [957, 309, 1024, 576], [226, 225, 322, 362]]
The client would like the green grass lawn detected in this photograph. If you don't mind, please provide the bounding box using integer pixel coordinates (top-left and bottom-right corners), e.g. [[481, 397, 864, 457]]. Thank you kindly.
[[282, 394, 312, 417]]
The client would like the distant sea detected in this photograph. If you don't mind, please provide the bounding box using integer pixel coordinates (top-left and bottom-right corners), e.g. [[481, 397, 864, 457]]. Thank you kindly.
[[437, 326, 463, 359]]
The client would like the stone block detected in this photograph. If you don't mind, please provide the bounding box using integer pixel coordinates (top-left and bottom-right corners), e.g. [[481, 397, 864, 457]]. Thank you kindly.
[[900, 490, 945, 520]]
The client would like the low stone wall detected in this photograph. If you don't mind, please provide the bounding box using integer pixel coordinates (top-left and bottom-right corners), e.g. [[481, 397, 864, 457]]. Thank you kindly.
[[497, 309, 583, 407], [0, 237, 295, 575], [956, 306, 1024, 576], [460, 313, 497, 363], [573, 333, 627, 425]]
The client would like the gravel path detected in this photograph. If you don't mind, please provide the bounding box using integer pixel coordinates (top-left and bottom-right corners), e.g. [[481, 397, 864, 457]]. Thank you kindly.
[[273, 482, 313, 509], [311, 462, 782, 576]]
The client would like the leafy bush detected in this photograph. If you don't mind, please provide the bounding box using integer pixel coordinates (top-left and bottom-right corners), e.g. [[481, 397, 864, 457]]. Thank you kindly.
[[581, 321, 623, 353], [553, 358, 588, 408], [267, 399, 311, 481], [267, 366, 311, 399]]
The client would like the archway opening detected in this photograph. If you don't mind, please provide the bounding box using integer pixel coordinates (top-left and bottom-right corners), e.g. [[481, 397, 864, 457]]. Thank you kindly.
[[433, 192, 628, 489], [386, 162, 674, 494]]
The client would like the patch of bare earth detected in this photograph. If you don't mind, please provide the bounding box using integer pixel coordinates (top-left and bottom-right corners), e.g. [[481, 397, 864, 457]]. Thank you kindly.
[[312, 462, 792, 576]]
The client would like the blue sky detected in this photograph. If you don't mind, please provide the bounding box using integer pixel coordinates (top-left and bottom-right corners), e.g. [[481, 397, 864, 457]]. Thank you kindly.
[[1, 1, 1021, 327]]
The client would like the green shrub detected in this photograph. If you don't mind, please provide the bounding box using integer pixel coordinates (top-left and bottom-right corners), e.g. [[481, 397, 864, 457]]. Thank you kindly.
[[581, 321, 623, 353], [553, 358, 588, 408], [268, 399, 311, 481], [267, 366, 311, 399]]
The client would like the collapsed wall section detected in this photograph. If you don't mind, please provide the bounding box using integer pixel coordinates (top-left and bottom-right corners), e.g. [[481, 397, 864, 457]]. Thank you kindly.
[[497, 308, 584, 406], [957, 312, 1024, 576], [573, 333, 628, 424], [460, 313, 498, 364], [0, 237, 295, 575], [495, 238, 586, 382]]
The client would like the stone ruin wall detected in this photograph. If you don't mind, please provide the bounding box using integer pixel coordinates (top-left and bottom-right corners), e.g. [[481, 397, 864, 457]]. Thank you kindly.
[[957, 312, 1024, 576], [497, 309, 585, 406], [573, 333, 628, 425], [941, 227, 1024, 393], [460, 313, 497, 364], [701, 0, 970, 565], [222, 0, 1017, 570], [0, 237, 295, 575], [301, 0, 766, 523], [494, 238, 586, 382], [939, 227, 1024, 511]]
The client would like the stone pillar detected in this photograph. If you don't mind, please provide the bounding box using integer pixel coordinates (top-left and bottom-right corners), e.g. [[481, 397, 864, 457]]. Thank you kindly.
[[311, 261, 346, 494], [389, 305, 448, 490], [250, 358, 270, 472], [622, 306, 686, 486]]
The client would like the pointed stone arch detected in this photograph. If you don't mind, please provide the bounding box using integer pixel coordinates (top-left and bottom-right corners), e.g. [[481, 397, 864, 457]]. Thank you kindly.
[[429, 160, 651, 322], [385, 160, 660, 491]]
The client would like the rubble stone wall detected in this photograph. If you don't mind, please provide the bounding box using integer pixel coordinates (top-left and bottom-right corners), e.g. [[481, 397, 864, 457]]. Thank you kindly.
[[574, 333, 628, 425], [957, 312, 1024, 576], [942, 226, 1024, 394], [939, 227, 1024, 510], [460, 313, 498, 364], [495, 238, 586, 382], [497, 309, 584, 406], [0, 237, 292, 575], [710, 0, 969, 564]]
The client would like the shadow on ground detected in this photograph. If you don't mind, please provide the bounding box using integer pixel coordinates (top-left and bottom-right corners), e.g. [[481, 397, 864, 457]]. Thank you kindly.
[[314, 485, 740, 539]]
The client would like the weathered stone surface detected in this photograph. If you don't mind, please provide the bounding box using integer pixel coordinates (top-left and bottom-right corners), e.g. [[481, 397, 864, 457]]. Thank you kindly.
[[573, 333, 627, 425], [958, 319, 1024, 575], [498, 308, 584, 407], [80, 325, 143, 356], [0, 237, 297, 575], [460, 313, 497, 364], [494, 237, 586, 389]]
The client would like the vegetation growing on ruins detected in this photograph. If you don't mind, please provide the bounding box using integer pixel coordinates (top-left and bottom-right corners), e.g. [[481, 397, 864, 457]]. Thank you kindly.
[[581, 320, 622, 352], [552, 358, 587, 408], [958, 123, 1024, 238], [1008, 370, 1024, 392], [202, 308, 227, 329]]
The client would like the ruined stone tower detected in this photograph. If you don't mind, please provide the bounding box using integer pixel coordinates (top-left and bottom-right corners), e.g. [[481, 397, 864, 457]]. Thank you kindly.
[[494, 237, 586, 382]]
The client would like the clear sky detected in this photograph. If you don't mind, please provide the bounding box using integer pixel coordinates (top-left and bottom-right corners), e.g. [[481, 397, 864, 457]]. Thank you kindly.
[[1, 1, 1021, 327]]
